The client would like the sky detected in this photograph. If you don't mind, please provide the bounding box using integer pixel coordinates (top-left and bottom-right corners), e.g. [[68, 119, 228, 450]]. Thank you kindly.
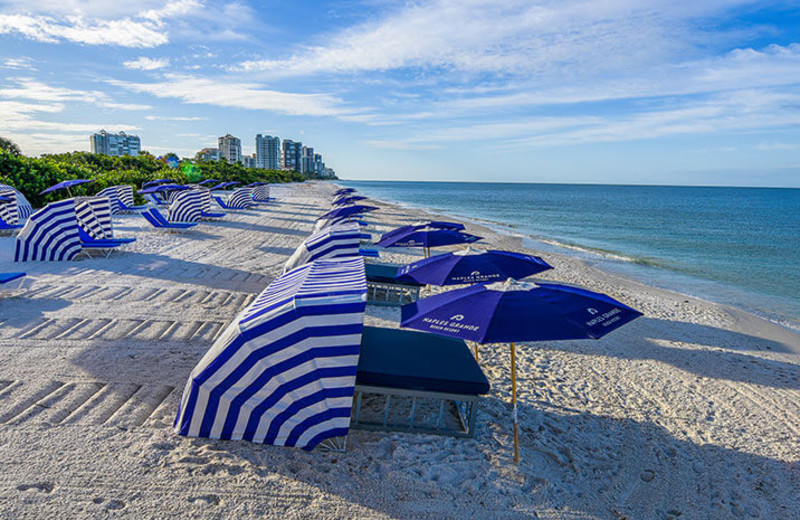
[[1, 1, 800, 187]]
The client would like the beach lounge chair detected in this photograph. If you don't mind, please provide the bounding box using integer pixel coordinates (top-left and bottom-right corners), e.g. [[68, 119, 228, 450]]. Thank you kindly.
[[200, 210, 226, 219], [0, 272, 26, 291], [351, 326, 490, 437], [141, 208, 198, 230], [364, 263, 422, 306], [77, 227, 130, 258], [0, 219, 23, 233], [359, 247, 380, 258], [118, 200, 149, 213], [143, 193, 168, 206], [213, 196, 233, 210]]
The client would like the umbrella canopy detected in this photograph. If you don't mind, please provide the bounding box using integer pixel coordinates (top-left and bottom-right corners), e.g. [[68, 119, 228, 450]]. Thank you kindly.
[[138, 184, 190, 194], [376, 227, 481, 250], [334, 188, 356, 196], [319, 204, 379, 221], [247, 182, 268, 187], [332, 195, 368, 206], [40, 179, 94, 196], [400, 278, 642, 461], [175, 257, 367, 450], [210, 181, 241, 190], [379, 221, 465, 244], [142, 178, 174, 188], [197, 179, 219, 185], [396, 247, 552, 286]]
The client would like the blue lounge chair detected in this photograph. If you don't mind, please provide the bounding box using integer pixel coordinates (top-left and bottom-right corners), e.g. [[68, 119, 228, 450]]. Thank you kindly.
[[212, 196, 233, 210], [364, 263, 422, 306], [0, 272, 26, 290], [200, 210, 226, 219], [118, 200, 149, 213], [77, 227, 130, 258], [0, 219, 23, 233], [142, 208, 198, 230], [359, 248, 380, 258], [352, 326, 489, 437]]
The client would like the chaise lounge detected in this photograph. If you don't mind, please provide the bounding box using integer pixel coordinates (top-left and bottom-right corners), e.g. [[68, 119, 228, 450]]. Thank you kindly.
[[364, 263, 423, 306], [141, 208, 198, 230], [352, 326, 490, 437]]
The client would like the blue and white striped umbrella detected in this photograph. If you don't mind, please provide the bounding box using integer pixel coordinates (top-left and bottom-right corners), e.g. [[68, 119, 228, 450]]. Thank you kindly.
[[175, 257, 367, 449], [169, 189, 204, 223], [284, 222, 362, 273], [96, 186, 123, 214], [0, 184, 33, 225], [75, 197, 113, 239], [14, 199, 82, 262]]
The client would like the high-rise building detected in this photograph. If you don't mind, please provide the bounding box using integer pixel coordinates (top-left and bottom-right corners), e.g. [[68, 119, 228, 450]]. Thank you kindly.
[[218, 134, 242, 164], [255, 134, 280, 169], [241, 154, 257, 169], [301, 146, 315, 175], [90, 130, 141, 157], [281, 139, 302, 172], [313, 153, 324, 175], [196, 147, 220, 161]]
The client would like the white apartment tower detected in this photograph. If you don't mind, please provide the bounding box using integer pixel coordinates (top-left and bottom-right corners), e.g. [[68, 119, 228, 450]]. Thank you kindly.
[[255, 134, 280, 170], [90, 130, 141, 157], [218, 134, 242, 164]]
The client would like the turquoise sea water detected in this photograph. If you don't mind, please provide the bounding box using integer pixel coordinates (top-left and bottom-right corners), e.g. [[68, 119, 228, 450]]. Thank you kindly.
[[340, 181, 800, 330]]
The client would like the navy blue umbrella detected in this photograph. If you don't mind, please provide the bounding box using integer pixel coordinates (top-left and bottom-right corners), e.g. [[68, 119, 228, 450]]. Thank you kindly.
[[401, 278, 642, 462], [40, 179, 94, 197], [380, 221, 465, 244], [396, 247, 552, 286], [209, 181, 241, 191], [138, 184, 190, 194], [142, 178, 174, 188], [197, 179, 219, 186], [247, 182, 268, 187], [334, 188, 356, 196], [319, 204, 379, 221], [376, 227, 481, 257], [332, 195, 368, 206]]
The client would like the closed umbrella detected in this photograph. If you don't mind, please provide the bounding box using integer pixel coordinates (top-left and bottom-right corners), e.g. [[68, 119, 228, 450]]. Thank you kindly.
[[400, 278, 642, 462], [397, 247, 552, 286]]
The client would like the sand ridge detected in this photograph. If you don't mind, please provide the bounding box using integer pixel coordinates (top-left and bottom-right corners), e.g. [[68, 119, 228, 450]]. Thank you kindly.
[[0, 182, 798, 519]]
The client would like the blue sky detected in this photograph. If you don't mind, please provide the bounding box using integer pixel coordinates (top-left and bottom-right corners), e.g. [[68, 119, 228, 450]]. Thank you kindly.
[[1, 1, 800, 186]]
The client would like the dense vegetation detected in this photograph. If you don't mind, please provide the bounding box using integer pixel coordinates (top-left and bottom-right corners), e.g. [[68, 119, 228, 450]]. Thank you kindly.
[[0, 138, 309, 208]]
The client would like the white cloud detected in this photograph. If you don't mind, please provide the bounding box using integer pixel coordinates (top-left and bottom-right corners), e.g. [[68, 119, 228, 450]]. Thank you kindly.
[[756, 142, 800, 151], [1, 57, 36, 70], [0, 14, 168, 47], [235, 0, 757, 77], [111, 75, 354, 117], [0, 77, 150, 110], [124, 57, 171, 70], [145, 115, 207, 121]]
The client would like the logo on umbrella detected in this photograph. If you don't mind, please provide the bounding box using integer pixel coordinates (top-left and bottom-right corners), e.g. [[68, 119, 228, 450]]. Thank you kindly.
[[587, 308, 599, 315], [470, 271, 481, 276], [450, 314, 465, 321]]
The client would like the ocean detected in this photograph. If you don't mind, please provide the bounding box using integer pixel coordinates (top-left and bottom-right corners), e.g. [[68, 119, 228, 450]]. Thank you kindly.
[[339, 181, 800, 331]]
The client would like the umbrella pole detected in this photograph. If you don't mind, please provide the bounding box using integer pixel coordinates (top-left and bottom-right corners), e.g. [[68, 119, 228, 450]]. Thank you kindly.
[[66, 187, 72, 198], [511, 341, 519, 463], [474, 343, 479, 361]]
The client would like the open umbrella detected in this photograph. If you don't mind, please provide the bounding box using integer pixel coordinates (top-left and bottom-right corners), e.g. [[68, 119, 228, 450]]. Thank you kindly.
[[40, 179, 94, 198], [332, 195, 368, 206], [197, 179, 219, 186], [396, 247, 552, 286], [376, 226, 481, 257], [142, 178, 174, 188], [247, 182, 268, 187], [319, 204, 379, 221], [400, 278, 642, 462], [334, 188, 356, 196], [379, 221, 465, 244]]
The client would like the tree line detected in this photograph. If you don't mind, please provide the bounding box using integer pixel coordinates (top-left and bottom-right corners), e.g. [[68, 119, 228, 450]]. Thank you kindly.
[[0, 137, 315, 208]]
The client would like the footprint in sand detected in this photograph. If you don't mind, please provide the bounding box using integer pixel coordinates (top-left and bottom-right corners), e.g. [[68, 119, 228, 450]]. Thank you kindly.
[[105, 499, 126, 510], [189, 494, 221, 506], [17, 482, 54, 493]]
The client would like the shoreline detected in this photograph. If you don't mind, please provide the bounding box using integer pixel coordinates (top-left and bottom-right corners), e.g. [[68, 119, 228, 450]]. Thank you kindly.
[[338, 180, 800, 339], [0, 181, 798, 519]]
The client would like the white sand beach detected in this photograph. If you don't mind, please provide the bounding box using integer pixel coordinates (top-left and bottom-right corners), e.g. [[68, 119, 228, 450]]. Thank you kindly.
[[0, 181, 798, 519]]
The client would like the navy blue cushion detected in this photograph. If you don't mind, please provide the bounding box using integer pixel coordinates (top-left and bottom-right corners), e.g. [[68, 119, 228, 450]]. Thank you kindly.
[[365, 263, 423, 287], [357, 326, 490, 395]]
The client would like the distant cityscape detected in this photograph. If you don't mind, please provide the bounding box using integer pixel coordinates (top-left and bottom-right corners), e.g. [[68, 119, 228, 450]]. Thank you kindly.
[[89, 130, 336, 179]]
